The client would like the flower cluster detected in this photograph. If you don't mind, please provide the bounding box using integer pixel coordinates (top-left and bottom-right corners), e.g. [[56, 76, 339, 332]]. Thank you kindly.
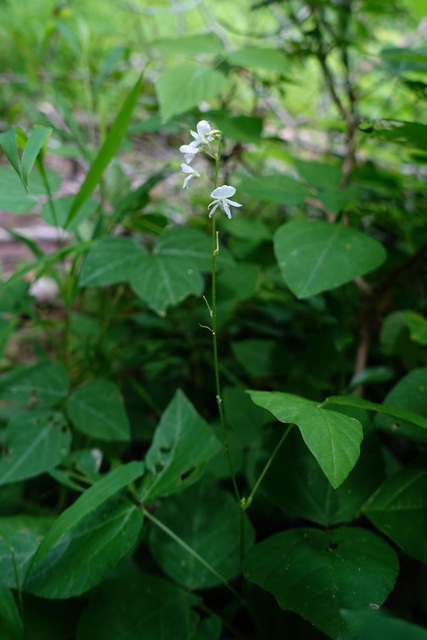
[[179, 120, 242, 219]]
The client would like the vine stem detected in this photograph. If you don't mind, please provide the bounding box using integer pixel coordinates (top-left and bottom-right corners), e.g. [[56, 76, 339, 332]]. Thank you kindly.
[[142, 507, 248, 609], [211, 146, 241, 503]]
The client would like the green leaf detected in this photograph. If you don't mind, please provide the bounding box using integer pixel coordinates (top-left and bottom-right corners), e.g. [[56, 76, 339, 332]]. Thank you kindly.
[[257, 426, 383, 526], [317, 187, 359, 214], [0, 585, 23, 640], [228, 47, 288, 73], [363, 456, 427, 563], [363, 119, 427, 151], [294, 160, 343, 189], [404, 311, 427, 345], [154, 226, 233, 272], [66, 379, 131, 442], [0, 130, 22, 180], [41, 195, 97, 231], [78, 237, 148, 287], [233, 340, 284, 377], [341, 609, 427, 640], [223, 386, 271, 443], [152, 33, 223, 55], [0, 361, 69, 408], [66, 74, 142, 226], [25, 496, 143, 598], [217, 265, 259, 304], [244, 527, 399, 640], [0, 167, 37, 212], [238, 175, 310, 205], [214, 115, 263, 143], [139, 389, 220, 503], [222, 217, 271, 242], [375, 369, 427, 441], [20, 126, 51, 192], [130, 255, 204, 315], [75, 571, 197, 640], [24, 460, 144, 581], [248, 391, 363, 488], [156, 65, 227, 121], [149, 479, 254, 589], [0, 410, 71, 486], [323, 393, 427, 432], [274, 220, 386, 298]]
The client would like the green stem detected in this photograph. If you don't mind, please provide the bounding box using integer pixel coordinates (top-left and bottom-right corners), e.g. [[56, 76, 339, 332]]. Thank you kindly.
[[142, 507, 247, 609], [211, 148, 240, 502], [242, 424, 294, 511]]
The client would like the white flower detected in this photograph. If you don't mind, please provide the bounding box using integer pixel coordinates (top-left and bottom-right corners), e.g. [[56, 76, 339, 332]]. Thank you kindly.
[[179, 142, 199, 164], [181, 163, 200, 189], [190, 120, 215, 147], [208, 185, 242, 219]]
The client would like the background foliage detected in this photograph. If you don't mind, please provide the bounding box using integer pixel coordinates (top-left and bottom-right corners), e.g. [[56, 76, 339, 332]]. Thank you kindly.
[[0, 0, 427, 638]]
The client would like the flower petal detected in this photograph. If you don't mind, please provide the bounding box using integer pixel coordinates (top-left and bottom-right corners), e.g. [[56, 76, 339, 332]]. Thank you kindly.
[[197, 120, 211, 137], [208, 202, 220, 218], [183, 174, 193, 189], [208, 198, 219, 208], [181, 163, 194, 174], [210, 185, 236, 199], [223, 201, 232, 218], [226, 199, 242, 207]]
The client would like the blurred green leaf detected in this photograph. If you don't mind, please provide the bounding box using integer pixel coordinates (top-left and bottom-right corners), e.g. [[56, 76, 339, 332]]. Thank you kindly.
[[78, 237, 148, 287], [152, 33, 223, 55], [238, 175, 310, 205], [0, 361, 68, 408], [228, 47, 288, 73], [156, 65, 227, 121], [0, 585, 23, 640]]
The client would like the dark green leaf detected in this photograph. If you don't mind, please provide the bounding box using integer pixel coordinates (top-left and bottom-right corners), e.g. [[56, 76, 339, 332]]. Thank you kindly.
[[363, 456, 427, 562], [155, 226, 233, 272], [78, 237, 148, 287], [20, 126, 51, 192], [0, 585, 23, 640], [139, 390, 220, 503], [214, 116, 263, 143], [341, 609, 427, 639], [238, 175, 310, 205], [0, 361, 68, 408], [149, 479, 254, 589], [244, 527, 399, 640], [274, 220, 386, 298], [0, 410, 71, 485], [66, 379, 131, 441], [152, 33, 223, 55]]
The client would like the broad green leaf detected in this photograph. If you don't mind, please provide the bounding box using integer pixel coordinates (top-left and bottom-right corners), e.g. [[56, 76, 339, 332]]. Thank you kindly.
[[24, 460, 144, 579], [317, 187, 359, 213], [214, 115, 263, 143], [0, 130, 22, 179], [0, 361, 69, 408], [362, 119, 427, 151], [0, 166, 61, 197], [152, 33, 223, 55], [341, 609, 427, 639], [66, 379, 131, 441], [323, 393, 427, 432], [66, 74, 142, 226], [130, 255, 204, 315], [248, 391, 363, 488], [76, 571, 197, 640], [244, 527, 399, 640], [404, 311, 427, 345], [274, 220, 386, 298], [228, 47, 288, 73], [295, 160, 343, 189], [154, 226, 233, 272], [363, 456, 427, 563], [25, 496, 143, 598], [78, 237, 148, 286], [223, 217, 271, 242], [20, 126, 51, 192], [0, 585, 23, 640], [257, 426, 383, 526], [156, 65, 227, 121], [238, 175, 310, 205], [41, 195, 97, 231], [0, 167, 37, 212], [233, 340, 284, 377], [149, 480, 254, 589], [217, 265, 259, 304], [0, 532, 40, 590], [0, 410, 71, 486], [139, 389, 220, 503]]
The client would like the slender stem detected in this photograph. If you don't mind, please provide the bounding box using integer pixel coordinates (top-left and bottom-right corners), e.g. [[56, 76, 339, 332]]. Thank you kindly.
[[242, 424, 294, 511], [211, 147, 240, 502], [142, 507, 247, 609]]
